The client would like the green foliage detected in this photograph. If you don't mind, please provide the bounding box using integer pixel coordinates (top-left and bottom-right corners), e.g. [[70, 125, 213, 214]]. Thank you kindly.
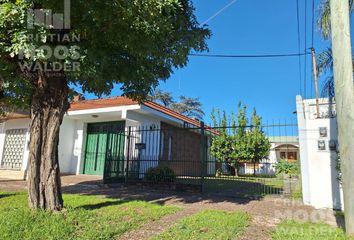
[[210, 102, 271, 175], [275, 160, 300, 176], [316, 0, 353, 97], [149, 89, 205, 119], [245, 108, 271, 163], [215, 168, 222, 177], [272, 221, 350, 240], [153, 210, 250, 240], [149, 89, 174, 107], [170, 96, 204, 119], [0, 0, 211, 106], [210, 134, 234, 163], [0, 192, 179, 239], [317, 0, 353, 40], [146, 165, 176, 183]]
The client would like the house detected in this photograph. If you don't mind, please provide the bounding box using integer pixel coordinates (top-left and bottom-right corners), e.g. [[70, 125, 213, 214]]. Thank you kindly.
[[238, 136, 299, 176], [296, 95, 343, 210], [0, 97, 215, 181]]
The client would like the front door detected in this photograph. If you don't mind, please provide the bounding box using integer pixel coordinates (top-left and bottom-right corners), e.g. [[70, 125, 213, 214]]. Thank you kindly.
[[83, 122, 125, 176]]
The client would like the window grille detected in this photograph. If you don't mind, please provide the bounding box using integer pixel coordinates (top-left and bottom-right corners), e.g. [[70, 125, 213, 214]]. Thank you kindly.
[[1, 129, 27, 169]]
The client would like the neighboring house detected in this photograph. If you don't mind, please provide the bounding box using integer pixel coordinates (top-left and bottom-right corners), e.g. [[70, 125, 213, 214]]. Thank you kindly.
[[296, 95, 343, 210], [238, 136, 299, 176], [0, 97, 214, 180]]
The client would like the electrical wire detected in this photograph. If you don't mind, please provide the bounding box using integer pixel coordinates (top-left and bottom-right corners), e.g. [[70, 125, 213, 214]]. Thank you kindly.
[[311, 0, 315, 48], [304, 0, 308, 99], [310, 0, 316, 98], [189, 53, 310, 58], [296, 0, 303, 96]]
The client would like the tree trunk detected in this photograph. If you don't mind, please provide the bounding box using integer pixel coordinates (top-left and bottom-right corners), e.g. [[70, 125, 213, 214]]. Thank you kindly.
[[27, 72, 69, 211], [234, 162, 239, 177], [253, 161, 256, 177]]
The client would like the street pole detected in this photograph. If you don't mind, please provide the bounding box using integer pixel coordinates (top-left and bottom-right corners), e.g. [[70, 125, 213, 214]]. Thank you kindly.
[[330, 0, 354, 235], [311, 48, 320, 118]]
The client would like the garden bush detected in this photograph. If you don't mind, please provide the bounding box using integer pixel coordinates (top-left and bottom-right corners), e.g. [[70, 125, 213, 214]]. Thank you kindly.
[[146, 166, 176, 183], [275, 160, 300, 176]]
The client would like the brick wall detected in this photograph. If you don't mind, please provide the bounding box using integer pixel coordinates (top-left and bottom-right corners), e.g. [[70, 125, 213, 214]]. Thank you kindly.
[[159, 122, 203, 176]]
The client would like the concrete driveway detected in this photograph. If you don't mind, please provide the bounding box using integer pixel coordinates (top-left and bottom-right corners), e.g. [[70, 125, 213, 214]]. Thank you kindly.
[[0, 174, 102, 192]]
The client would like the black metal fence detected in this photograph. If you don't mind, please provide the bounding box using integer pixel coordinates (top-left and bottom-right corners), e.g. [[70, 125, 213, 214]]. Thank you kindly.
[[103, 121, 300, 198]]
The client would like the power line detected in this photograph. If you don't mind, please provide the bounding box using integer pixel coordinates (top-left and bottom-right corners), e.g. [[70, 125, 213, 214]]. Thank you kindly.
[[311, 0, 316, 97], [296, 0, 303, 96], [304, 0, 308, 99], [189, 52, 310, 58], [200, 0, 238, 26], [311, 0, 315, 48]]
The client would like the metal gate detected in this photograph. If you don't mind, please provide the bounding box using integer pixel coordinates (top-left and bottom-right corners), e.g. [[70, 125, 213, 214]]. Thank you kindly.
[[102, 121, 301, 198], [83, 122, 125, 178]]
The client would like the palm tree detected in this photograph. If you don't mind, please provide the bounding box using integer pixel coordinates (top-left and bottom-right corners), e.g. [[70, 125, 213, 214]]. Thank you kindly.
[[317, 0, 353, 97], [317, 48, 335, 97]]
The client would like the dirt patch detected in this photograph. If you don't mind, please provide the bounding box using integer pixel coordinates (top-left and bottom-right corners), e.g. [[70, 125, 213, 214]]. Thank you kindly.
[[238, 216, 279, 240], [119, 207, 200, 240]]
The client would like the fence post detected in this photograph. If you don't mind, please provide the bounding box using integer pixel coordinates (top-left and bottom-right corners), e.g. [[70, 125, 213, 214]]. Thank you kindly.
[[200, 122, 206, 192], [125, 126, 132, 183]]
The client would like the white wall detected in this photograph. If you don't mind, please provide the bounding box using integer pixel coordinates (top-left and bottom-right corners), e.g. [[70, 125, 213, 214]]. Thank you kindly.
[[125, 111, 161, 178], [58, 118, 76, 174], [296, 96, 343, 210], [64, 109, 163, 177], [0, 105, 194, 178]]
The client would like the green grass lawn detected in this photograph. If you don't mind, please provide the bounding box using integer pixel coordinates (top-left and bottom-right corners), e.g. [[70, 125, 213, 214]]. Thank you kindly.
[[272, 221, 352, 240], [203, 176, 284, 196], [176, 175, 284, 196], [0, 192, 180, 240], [153, 210, 250, 240]]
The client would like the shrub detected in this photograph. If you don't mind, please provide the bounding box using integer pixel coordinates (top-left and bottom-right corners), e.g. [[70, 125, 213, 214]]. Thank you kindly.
[[275, 160, 300, 176], [215, 169, 223, 177], [146, 166, 176, 183]]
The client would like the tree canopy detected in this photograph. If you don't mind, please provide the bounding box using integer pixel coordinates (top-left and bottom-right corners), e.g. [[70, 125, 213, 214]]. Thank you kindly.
[[0, 0, 210, 211], [210, 102, 270, 176], [149, 89, 205, 119], [0, 0, 211, 107]]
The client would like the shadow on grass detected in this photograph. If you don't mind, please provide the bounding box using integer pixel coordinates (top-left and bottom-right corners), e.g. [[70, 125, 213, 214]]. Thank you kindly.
[[78, 199, 127, 210], [62, 176, 285, 207], [0, 192, 18, 199], [203, 177, 283, 198]]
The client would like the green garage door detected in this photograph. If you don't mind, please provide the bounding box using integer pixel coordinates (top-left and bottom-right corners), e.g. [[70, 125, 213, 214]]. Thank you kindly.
[[83, 122, 125, 176]]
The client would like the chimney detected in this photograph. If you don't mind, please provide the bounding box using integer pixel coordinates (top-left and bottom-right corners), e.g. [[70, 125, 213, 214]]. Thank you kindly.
[[73, 93, 84, 102]]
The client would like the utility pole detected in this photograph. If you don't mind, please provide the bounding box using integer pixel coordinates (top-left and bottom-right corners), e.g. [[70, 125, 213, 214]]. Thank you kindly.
[[311, 48, 320, 118], [330, 0, 354, 235]]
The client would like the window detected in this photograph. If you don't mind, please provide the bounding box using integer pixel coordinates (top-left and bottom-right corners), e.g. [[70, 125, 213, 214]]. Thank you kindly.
[[287, 152, 297, 161], [160, 131, 164, 157], [1, 129, 27, 169], [168, 136, 173, 161], [280, 151, 298, 162]]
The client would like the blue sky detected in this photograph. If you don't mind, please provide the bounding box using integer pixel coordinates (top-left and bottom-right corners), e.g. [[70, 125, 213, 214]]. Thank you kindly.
[[80, 0, 352, 125]]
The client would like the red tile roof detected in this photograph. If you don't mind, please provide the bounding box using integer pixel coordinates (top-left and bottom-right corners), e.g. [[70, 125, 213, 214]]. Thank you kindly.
[[143, 101, 203, 128], [69, 96, 210, 130], [69, 97, 138, 111]]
